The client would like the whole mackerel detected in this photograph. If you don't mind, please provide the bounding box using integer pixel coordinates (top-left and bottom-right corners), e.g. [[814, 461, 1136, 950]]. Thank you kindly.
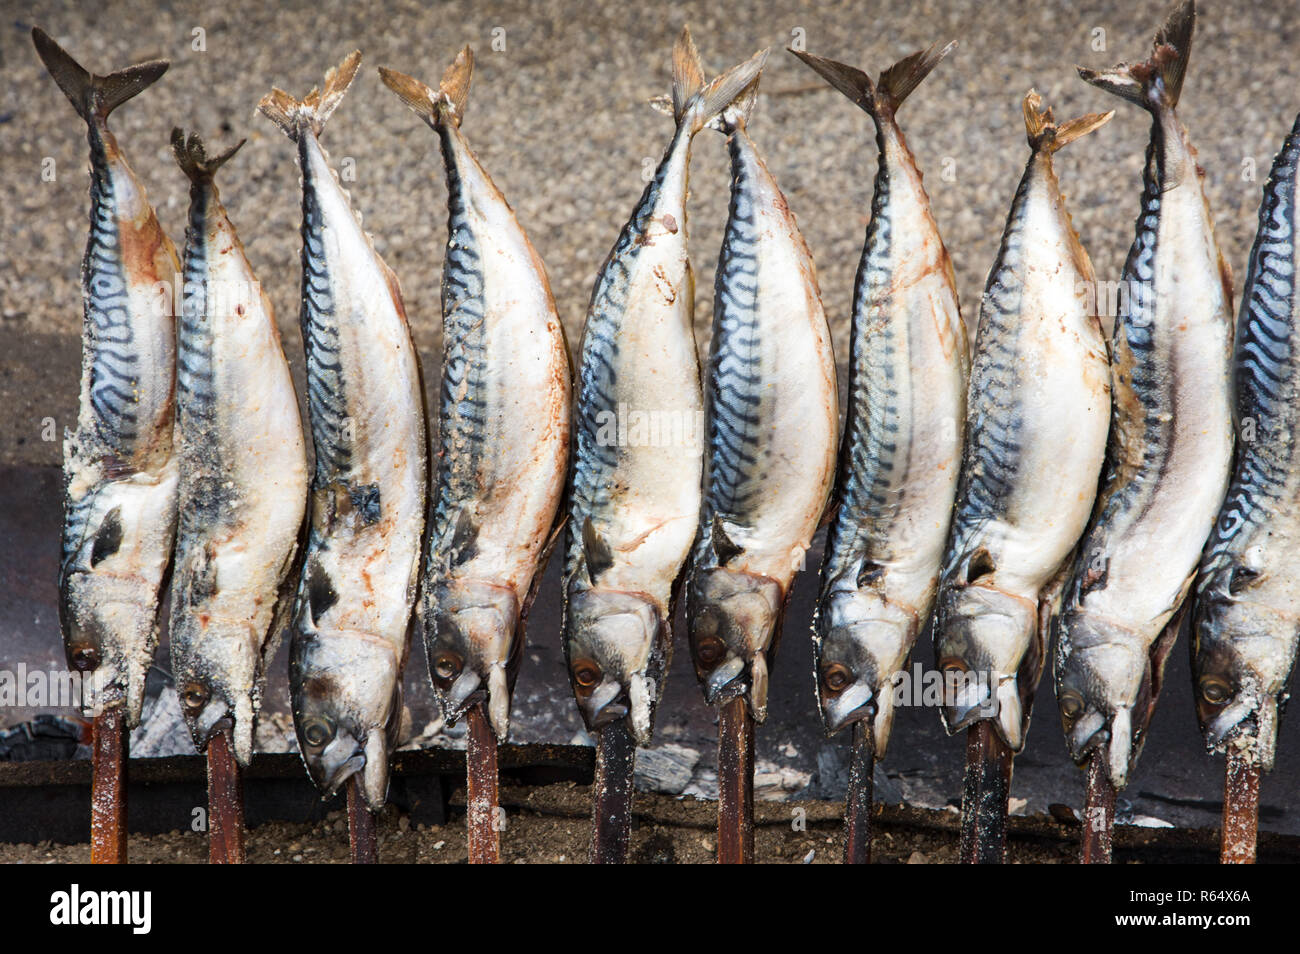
[[1191, 112, 1300, 771], [793, 44, 969, 755], [259, 53, 428, 809], [564, 30, 766, 744], [687, 52, 838, 723], [34, 29, 181, 726], [934, 92, 1112, 752], [378, 49, 571, 741], [1053, 0, 1234, 789], [168, 131, 308, 766]]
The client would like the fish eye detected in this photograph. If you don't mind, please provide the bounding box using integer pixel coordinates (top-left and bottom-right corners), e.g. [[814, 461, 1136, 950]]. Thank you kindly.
[[939, 656, 969, 674], [696, 637, 726, 666], [70, 645, 100, 673], [1229, 566, 1260, 595], [1200, 676, 1232, 706], [181, 683, 210, 712], [1060, 690, 1085, 720], [572, 660, 601, 689], [302, 718, 335, 748], [821, 663, 851, 693], [432, 651, 463, 683]]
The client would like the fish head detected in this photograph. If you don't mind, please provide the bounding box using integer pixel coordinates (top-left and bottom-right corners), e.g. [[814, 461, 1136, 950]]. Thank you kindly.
[[933, 581, 1038, 749], [564, 583, 664, 745], [170, 615, 260, 766], [1191, 574, 1300, 771], [424, 579, 521, 741], [1053, 611, 1147, 788], [290, 627, 402, 809], [814, 586, 916, 756], [687, 567, 784, 721]]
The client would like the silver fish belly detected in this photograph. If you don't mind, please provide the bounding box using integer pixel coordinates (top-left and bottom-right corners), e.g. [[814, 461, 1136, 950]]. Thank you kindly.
[[795, 45, 969, 756], [168, 132, 308, 766], [260, 53, 428, 809], [564, 33, 766, 744], [1053, 2, 1234, 788], [379, 50, 571, 741], [687, 88, 838, 723], [934, 93, 1112, 751], [1191, 111, 1300, 771], [35, 30, 181, 727]]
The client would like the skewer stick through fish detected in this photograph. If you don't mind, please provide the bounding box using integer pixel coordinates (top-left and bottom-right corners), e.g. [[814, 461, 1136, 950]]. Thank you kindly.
[[377, 47, 571, 864], [33, 28, 181, 865], [792, 41, 967, 865], [1053, 0, 1234, 863], [206, 728, 245, 864], [259, 52, 428, 856], [563, 28, 766, 862]]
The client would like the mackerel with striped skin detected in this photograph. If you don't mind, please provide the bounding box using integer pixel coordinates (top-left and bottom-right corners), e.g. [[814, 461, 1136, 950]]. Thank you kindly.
[[687, 62, 837, 723], [793, 45, 969, 755], [167, 132, 308, 767], [564, 30, 766, 744], [934, 93, 1112, 752], [34, 30, 181, 727], [1191, 112, 1300, 772], [259, 53, 428, 809], [379, 50, 571, 742], [1053, 0, 1234, 789]]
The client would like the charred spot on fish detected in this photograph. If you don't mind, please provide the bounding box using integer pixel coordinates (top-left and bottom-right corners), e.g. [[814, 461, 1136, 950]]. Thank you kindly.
[[856, 561, 884, 588], [349, 483, 381, 525], [447, 508, 479, 568], [301, 716, 336, 748], [431, 650, 463, 687], [89, 507, 123, 568], [966, 548, 995, 584], [1228, 566, 1259, 596], [1199, 675, 1232, 707], [581, 517, 615, 582], [187, 543, 219, 605], [1059, 690, 1085, 721], [306, 562, 338, 623], [821, 663, 852, 694], [181, 682, 210, 713], [662, 214, 678, 234], [711, 515, 743, 567], [69, 644, 100, 673], [572, 659, 601, 691]]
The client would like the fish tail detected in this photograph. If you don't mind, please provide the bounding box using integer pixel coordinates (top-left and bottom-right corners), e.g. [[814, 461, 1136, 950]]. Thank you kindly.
[[672, 27, 768, 136], [1077, 0, 1194, 112], [170, 128, 245, 183], [377, 45, 473, 130], [31, 27, 168, 126], [790, 41, 955, 121], [1022, 89, 1113, 153], [257, 50, 362, 142]]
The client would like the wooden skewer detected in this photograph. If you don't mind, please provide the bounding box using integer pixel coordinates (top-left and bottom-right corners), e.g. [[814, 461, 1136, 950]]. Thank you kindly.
[[206, 728, 245, 864], [347, 776, 378, 864], [1080, 751, 1116, 864], [465, 703, 500, 864], [717, 697, 755, 864], [90, 705, 127, 864], [958, 721, 1012, 864], [1221, 751, 1260, 864], [589, 718, 636, 863], [844, 721, 874, 864]]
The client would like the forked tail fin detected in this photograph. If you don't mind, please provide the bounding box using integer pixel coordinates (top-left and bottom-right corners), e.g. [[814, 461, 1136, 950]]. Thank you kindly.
[[790, 42, 955, 121], [257, 50, 362, 142], [1022, 89, 1113, 153], [377, 45, 473, 130], [171, 128, 245, 183], [1077, 0, 1195, 112], [32, 27, 168, 126]]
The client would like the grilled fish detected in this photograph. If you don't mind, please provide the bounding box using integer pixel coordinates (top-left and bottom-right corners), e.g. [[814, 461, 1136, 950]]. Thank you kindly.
[[793, 44, 969, 755], [378, 49, 571, 741], [687, 54, 837, 723], [934, 93, 1112, 751], [1191, 112, 1300, 771], [260, 53, 428, 809], [168, 131, 308, 766], [35, 29, 181, 726], [564, 29, 766, 744], [1053, 0, 1234, 788]]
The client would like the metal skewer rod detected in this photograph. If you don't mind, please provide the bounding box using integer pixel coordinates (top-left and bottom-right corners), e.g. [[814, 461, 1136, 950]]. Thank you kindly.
[[1080, 751, 1116, 864], [717, 697, 755, 864], [90, 705, 128, 864], [206, 727, 245, 864], [589, 718, 636, 863], [958, 721, 1013, 863], [1221, 751, 1261, 864], [465, 703, 500, 864], [347, 776, 377, 864], [844, 721, 874, 864]]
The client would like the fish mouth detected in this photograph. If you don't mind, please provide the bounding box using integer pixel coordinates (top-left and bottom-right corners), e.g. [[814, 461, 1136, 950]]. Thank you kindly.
[[581, 676, 630, 731], [703, 656, 746, 704], [822, 682, 877, 735], [441, 665, 513, 740]]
